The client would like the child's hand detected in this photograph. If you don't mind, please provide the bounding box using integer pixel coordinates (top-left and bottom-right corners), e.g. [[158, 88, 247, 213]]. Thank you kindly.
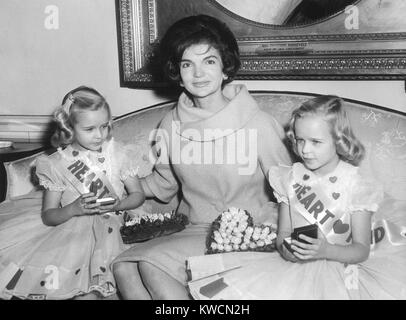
[[98, 195, 120, 214], [281, 243, 299, 263], [291, 231, 328, 261], [73, 192, 101, 216]]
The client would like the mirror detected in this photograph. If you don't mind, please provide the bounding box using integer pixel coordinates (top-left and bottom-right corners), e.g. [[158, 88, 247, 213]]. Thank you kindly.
[[116, 0, 406, 88], [215, 0, 358, 26]]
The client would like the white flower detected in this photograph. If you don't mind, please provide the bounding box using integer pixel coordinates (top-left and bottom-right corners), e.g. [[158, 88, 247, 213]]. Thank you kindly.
[[228, 207, 239, 215], [217, 244, 224, 251], [252, 234, 260, 241], [238, 222, 248, 231], [211, 242, 218, 250], [224, 244, 233, 252], [234, 232, 243, 239], [253, 227, 261, 235], [223, 237, 231, 245], [256, 240, 265, 247], [215, 237, 223, 245], [164, 212, 172, 219], [259, 233, 267, 240], [249, 242, 257, 249], [261, 227, 270, 235], [241, 214, 248, 221], [240, 243, 248, 250], [125, 219, 136, 226], [245, 227, 254, 235], [269, 232, 277, 240], [158, 213, 165, 221], [231, 237, 242, 245], [233, 244, 240, 251]]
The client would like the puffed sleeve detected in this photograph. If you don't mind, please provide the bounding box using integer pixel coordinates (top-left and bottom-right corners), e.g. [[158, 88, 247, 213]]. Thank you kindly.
[[268, 165, 291, 205], [116, 143, 140, 181], [144, 114, 179, 203], [35, 154, 66, 192], [348, 175, 384, 214]]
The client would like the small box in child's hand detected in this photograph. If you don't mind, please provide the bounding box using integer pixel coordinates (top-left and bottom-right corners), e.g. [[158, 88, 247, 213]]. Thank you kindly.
[[283, 224, 318, 253], [292, 224, 318, 244], [283, 237, 294, 254]]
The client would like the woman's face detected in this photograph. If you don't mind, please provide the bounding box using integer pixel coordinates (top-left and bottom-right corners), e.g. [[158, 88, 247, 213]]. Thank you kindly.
[[179, 43, 226, 99]]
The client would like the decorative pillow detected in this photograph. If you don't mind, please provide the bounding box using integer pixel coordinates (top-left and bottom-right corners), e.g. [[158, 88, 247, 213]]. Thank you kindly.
[[4, 152, 44, 200]]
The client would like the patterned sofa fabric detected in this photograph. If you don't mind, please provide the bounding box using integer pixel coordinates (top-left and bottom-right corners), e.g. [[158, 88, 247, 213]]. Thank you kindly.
[[3, 92, 406, 215]]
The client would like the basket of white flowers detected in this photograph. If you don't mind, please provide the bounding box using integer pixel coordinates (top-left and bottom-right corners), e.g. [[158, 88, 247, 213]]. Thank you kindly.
[[120, 211, 189, 244], [206, 207, 277, 254]]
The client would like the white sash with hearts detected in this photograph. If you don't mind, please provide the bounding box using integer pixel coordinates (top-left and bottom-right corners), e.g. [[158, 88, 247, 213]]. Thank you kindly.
[[287, 173, 351, 244], [55, 153, 118, 199]]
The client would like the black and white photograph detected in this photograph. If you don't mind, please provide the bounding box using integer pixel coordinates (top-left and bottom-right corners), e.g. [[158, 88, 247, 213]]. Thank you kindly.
[[0, 0, 405, 308]]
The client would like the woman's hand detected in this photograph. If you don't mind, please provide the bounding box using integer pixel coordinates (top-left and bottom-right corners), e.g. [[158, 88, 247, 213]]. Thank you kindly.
[[290, 230, 329, 261], [71, 192, 100, 216]]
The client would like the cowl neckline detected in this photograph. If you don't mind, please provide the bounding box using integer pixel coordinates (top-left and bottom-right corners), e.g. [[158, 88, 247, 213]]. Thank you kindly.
[[173, 84, 260, 142]]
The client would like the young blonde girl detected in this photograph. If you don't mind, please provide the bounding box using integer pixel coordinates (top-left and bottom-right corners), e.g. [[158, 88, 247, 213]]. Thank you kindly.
[[0, 86, 145, 299], [187, 95, 406, 299]]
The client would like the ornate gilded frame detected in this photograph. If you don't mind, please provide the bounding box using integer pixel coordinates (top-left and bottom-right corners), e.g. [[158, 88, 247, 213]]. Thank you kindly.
[[116, 0, 406, 87]]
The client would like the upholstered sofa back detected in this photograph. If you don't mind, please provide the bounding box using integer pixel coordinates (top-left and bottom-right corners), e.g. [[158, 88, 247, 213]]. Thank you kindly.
[[3, 92, 406, 214]]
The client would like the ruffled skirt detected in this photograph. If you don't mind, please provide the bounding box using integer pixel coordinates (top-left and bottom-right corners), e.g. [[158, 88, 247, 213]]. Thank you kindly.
[[0, 191, 129, 300], [187, 200, 406, 300]]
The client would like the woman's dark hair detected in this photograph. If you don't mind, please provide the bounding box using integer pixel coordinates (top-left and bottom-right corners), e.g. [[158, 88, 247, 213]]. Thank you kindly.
[[159, 14, 240, 84]]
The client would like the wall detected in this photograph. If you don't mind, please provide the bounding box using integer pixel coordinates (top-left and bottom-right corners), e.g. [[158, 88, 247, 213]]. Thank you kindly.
[[0, 0, 405, 141]]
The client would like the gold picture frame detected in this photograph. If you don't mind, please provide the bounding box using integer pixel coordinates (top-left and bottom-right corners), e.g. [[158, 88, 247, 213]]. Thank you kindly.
[[116, 0, 406, 87]]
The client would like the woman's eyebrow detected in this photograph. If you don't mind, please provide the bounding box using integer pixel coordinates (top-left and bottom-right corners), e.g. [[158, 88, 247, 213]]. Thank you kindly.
[[203, 55, 219, 60]]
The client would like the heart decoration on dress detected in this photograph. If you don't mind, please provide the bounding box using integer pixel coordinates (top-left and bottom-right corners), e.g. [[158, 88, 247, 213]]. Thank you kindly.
[[333, 219, 350, 234], [332, 192, 340, 200], [72, 150, 79, 157], [329, 176, 337, 183], [98, 157, 105, 163], [303, 174, 310, 180]]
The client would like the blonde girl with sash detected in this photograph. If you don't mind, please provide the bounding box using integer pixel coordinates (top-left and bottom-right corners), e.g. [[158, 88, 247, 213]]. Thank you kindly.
[[0, 86, 145, 299], [187, 95, 406, 299]]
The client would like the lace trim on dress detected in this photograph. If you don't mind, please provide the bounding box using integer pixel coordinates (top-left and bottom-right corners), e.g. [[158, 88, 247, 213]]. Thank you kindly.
[[349, 203, 379, 213], [38, 178, 66, 192], [120, 166, 140, 181], [273, 192, 289, 205]]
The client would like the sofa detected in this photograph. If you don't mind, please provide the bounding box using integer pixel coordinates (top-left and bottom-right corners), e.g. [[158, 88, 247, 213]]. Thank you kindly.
[[2, 91, 406, 228]]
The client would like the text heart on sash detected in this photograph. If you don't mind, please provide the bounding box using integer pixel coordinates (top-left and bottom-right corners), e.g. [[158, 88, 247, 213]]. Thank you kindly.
[[56, 156, 118, 200], [290, 181, 350, 239]]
